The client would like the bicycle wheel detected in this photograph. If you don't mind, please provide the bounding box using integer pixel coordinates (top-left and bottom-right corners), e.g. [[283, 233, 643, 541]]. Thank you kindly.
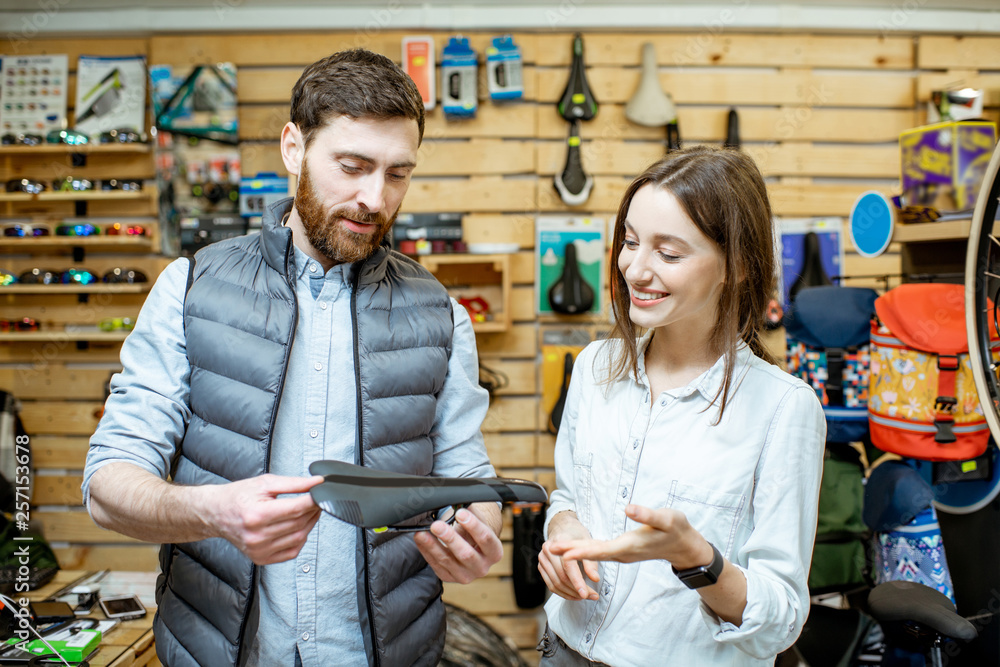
[[966, 141, 1000, 446]]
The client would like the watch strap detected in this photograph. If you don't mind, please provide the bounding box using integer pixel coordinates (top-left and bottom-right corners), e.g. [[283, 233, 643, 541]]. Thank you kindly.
[[672, 542, 724, 589]]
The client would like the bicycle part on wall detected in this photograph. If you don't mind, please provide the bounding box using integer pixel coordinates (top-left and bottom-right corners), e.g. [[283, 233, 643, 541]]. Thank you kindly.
[[624, 43, 676, 128], [548, 242, 595, 315], [557, 33, 598, 122], [553, 119, 593, 206], [965, 141, 1000, 448]]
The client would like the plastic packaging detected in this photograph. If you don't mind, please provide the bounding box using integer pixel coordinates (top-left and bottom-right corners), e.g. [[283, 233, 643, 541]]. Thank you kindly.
[[441, 37, 478, 119], [485, 35, 523, 101]]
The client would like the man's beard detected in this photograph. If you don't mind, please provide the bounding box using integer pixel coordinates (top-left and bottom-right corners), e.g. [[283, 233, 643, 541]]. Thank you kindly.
[[294, 160, 397, 264]]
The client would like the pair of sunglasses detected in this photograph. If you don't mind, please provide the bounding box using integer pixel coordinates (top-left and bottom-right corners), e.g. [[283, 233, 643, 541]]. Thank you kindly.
[[100, 179, 142, 192], [99, 317, 134, 332], [46, 129, 88, 146], [106, 222, 146, 236], [56, 223, 100, 236], [3, 223, 51, 237], [19, 268, 98, 285], [1, 133, 43, 146], [99, 128, 144, 144], [6, 178, 46, 194], [53, 176, 94, 192], [0, 317, 38, 332], [103, 268, 147, 284]]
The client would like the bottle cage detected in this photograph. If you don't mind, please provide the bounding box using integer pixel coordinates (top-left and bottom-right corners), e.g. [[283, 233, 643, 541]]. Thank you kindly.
[[309, 460, 547, 529]]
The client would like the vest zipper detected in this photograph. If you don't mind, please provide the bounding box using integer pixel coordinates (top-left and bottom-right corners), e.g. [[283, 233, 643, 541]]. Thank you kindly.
[[352, 265, 381, 667], [235, 236, 299, 667]]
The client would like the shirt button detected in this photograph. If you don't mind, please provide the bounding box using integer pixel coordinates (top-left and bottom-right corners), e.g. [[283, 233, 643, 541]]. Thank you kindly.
[[603, 584, 611, 595], [302, 564, 310, 573], [309, 264, 318, 273], [310, 429, 318, 438], [632, 439, 639, 449], [660, 399, 666, 406], [302, 632, 310, 641], [621, 487, 628, 498], [585, 632, 592, 643], [320, 302, 328, 310], [314, 362, 322, 371]]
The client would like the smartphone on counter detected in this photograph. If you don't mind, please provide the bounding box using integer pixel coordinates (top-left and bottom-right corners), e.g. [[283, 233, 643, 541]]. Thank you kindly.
[[98, 594, 147, 621], [28, 600, 77, 624]]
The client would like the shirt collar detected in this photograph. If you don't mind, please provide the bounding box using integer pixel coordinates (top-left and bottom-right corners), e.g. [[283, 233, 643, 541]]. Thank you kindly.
[[290, 243, 352, 285], [635, 329, 753, 402]]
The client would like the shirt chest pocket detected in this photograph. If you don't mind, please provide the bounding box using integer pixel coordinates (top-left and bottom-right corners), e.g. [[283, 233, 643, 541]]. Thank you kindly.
[[664, 481, 746, 558]]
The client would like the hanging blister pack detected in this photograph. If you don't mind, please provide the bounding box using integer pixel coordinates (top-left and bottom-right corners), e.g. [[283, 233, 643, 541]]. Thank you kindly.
[[486, 35, 523, 101], [402, 36, 435, 111], [441, 37, 478, 119]]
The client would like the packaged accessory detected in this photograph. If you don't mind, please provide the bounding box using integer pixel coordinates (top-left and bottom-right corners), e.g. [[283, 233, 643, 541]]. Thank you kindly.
[[785, 286, 878, 442], [869, 283, 999, 461], [441, 37, 477, 120], [485, 35, 523, 101], [402, 36, 435, 111]]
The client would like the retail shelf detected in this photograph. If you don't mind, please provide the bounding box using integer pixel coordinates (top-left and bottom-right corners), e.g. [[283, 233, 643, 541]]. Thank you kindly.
[[0, 329, 129, 343], [0, 190, 152, 203], [0, 284, 149, 295], [0, 144, 151, 155], [0, 235, 155, 254], [892, 219, 972, 244]]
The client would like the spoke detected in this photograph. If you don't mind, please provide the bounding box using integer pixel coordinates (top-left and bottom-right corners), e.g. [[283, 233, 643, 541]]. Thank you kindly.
[[990, 234, 1000, 250], [986, 271, 1000, 280]]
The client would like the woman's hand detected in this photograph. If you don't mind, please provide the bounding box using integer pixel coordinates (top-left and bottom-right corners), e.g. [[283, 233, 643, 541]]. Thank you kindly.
[[538, 511, 601, 601], [547, 504, 713, 569]]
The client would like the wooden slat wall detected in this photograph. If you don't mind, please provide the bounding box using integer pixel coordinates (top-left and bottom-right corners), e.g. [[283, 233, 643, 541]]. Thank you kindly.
[[4, 30, 999, 662]]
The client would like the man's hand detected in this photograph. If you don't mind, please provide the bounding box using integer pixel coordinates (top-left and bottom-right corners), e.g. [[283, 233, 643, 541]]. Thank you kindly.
[[207, 474, 325, 565], [413, 503, 503, 584], [547, 504, 712, 569], [538, 511, 600, 601]]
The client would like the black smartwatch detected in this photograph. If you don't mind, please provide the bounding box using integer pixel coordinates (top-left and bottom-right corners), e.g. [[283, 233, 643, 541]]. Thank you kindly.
[[672, 543, 724, 589]]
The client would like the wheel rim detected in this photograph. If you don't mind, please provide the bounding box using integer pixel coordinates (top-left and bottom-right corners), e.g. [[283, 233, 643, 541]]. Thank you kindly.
[[966, 142, 1000, 449]]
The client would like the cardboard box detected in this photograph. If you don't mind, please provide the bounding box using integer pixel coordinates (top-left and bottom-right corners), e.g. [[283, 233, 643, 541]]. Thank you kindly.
[[900, 120, 997, 211]]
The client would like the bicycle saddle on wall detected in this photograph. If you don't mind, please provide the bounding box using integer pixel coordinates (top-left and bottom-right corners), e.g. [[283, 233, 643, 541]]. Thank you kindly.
[[548, 242, 595, 315], [309, 460, 548, 529], [625, 42, 676, 127], [557, 33, 598, 122], [553, 119, 593, 206]]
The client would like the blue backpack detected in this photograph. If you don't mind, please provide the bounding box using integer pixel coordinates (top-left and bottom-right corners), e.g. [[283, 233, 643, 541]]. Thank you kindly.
[[785, 286, 879, 443]]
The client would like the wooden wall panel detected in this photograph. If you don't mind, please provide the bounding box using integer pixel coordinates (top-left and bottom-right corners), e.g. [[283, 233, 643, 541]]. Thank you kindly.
[[8, 28, 996, 654]]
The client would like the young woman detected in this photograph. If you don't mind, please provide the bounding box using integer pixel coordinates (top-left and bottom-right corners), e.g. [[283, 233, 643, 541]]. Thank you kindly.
[[537, 146, 826, 666]]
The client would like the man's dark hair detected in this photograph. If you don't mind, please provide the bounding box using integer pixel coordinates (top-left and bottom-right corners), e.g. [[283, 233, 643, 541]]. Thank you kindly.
[[290, 49, 425, 147]]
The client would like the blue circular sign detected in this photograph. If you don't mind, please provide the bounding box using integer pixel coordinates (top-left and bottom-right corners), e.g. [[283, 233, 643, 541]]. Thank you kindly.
[[849, 191, 895, 258]]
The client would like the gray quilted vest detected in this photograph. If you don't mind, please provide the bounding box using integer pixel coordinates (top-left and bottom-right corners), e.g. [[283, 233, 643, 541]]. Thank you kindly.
[[153, 198, 454, 667]]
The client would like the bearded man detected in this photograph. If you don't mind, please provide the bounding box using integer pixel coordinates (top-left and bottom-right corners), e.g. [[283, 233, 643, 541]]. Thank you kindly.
[[83, 49, 502, 667]]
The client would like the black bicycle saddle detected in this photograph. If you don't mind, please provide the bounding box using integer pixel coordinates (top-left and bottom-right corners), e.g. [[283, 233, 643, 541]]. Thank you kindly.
[[309, 460, 548, 529], [548, 242, 595, 314], [557, 33, 598, 121], [553, 119, 593, 206], [867, 580, 977, 642]]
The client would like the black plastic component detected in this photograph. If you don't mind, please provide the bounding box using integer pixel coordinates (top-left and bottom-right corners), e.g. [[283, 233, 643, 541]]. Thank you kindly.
[[548, 242, 595, 315], [512, 502, 547, 609], [309, 460, 547, 529], [666, 121, 681, 152], [548, 352, 573, 435], [789, 231, 833, 303], [557, 33, 598, 121], [553, 119, 593, 206], [724, 108, 741, 149]]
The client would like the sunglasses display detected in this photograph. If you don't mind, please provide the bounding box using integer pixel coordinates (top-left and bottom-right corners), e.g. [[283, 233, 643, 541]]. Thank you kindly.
[[103, 268, 147, 284], [62, 268, 98, 285], [3, 222, 51, 237], [0, 317, 39, 332], [100, 178, 143, 192], [99, 317, 134, 332], [99, 128, 144, 144], [106, 222, 146, 236], [18, 268, 61, 284], [6, 178, 46, 194], [56, 223, 100, 236], [1, 133, 43, 146], [45, 128, 88, 146], [52, 176, 94, 192]]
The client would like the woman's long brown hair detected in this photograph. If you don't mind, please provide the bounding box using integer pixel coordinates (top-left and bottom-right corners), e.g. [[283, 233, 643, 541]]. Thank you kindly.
[[605, 145, 778, 422]]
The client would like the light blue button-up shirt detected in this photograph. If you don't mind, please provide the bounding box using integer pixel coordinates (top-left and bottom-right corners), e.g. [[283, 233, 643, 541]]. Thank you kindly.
[[83, 243, 494, 665]]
